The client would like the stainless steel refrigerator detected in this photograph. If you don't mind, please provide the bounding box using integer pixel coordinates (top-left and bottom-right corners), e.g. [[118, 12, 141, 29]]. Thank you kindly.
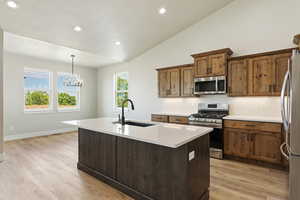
[[281, 49, 300, 200]]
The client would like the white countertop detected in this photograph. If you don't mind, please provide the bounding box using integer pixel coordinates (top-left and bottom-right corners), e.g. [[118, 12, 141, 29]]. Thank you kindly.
[[223, 115, 282, 123], [63, 118, 212, 148]]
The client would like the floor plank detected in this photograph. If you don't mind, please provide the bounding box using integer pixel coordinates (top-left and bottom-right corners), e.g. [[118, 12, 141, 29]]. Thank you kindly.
[[0, 132, 288, 200]]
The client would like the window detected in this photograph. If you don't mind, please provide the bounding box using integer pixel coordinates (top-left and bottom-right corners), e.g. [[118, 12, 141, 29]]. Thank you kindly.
[[114, 72, 129, 108], [24, 68, 52, 112], [57, 72, 80, 111]]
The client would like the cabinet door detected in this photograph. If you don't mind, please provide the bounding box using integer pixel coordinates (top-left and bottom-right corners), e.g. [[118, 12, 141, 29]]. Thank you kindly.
[[210, 53, 226, 76], [181, 66, 194, 97], [169, 68, 180, 97], [228, 60, 249, 96], [273, 53, 291, 95], [78, 129, 116, 178], [194, 56, 209, 77], [158, 70, 170, 97], [251, 132, 282, 164], [252, 56, 274, 96], [224, 128, 251, 158]]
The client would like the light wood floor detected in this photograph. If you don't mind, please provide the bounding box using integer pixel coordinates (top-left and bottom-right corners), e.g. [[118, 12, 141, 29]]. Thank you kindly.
[[0, 132, 288, 200]]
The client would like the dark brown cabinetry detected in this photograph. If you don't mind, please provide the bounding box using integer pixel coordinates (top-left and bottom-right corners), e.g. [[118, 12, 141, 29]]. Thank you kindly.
[[78, 129, 116, 178], [191, 48, 233, 77], [228, 49, 293, 97], [157, 64, 194, 97], [224, 120, 283, 165], [78, 128, 210, 200]]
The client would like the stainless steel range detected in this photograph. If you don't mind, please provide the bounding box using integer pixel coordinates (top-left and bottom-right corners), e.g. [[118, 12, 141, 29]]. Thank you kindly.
[[188, 103, 229, 159]]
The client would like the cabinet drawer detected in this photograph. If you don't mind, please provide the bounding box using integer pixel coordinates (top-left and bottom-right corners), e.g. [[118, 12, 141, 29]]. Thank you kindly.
[[224, 120, 282, 133], [169, 116, 189, 124], [151, 115, 169, 123]]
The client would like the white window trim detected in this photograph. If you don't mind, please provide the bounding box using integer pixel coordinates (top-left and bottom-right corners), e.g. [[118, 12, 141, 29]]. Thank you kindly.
[[113, 72, 129, 112], [56, 72, 81, 112], [24, 67, 54, 113]]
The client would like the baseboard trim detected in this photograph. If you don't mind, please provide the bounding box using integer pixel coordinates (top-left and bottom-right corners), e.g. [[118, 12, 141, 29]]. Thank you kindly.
[[4, 128, 77, 141]]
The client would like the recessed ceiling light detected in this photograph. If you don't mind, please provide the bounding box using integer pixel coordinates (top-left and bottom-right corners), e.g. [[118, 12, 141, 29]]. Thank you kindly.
[[115, 41, 121, 46], [73, 26, 82, 32], [6, 0, 18, 9], [159, 7, 167, 15]]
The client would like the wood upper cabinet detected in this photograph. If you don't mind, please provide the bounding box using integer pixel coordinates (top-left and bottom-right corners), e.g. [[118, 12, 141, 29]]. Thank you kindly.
[[273, 53, 291, 95], [210, 53, 226, 76], [181, 65, 194, 97], [157, 64, 194, 97], [252, 56, 274, 96], [191, 48, 233, 78], [158, 69, 170, 97], [228, 49, 293, 97], [169, 68, 180, 97], [194, 56, 209, 77], [228, 59, 249, 96], [158, 68, 180, 97]]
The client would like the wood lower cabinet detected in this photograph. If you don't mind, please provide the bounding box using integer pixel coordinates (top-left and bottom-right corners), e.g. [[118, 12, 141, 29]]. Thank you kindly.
[[151, 114, 169, 122], [157, 64, 194, 97], [224, 120, 283, 165], [191, 48, 233, 78], [224, 128, 251, 158], [228, 49, 293, 97], [169, 116, 189, 124], [251, 132, 282, 164]]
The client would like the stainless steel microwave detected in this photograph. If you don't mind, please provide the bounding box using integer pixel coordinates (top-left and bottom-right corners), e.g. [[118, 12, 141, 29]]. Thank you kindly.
[[194, 76, 226, 95]]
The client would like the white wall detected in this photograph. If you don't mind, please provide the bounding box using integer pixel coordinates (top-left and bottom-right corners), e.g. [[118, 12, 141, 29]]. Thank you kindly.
[[4, 52, 98, 139], [97, 0, 300, 120]]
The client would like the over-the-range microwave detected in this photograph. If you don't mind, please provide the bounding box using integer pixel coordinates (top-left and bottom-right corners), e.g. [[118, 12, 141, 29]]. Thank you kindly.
[[194, 76, 226, 95]]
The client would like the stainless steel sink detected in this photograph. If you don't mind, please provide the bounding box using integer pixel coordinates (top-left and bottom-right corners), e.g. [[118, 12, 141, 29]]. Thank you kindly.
[[113, 121, 155, 127]]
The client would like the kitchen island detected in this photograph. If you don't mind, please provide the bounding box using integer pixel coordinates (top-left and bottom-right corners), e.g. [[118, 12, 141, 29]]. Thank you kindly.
[[64, 118, 212, 200]]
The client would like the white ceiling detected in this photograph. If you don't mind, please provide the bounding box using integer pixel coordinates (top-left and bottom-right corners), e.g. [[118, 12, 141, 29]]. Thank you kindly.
[[0, 0, 234, 67]]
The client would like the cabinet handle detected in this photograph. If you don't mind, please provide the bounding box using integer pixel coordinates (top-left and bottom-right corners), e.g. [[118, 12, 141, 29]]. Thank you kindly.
[[245, 124, 256, 127]]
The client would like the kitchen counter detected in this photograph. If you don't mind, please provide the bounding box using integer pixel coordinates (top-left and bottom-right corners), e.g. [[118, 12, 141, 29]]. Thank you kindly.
[[64, 117, 212, 148], [223, 115, 282, 123], [68, 117, 211, 200]]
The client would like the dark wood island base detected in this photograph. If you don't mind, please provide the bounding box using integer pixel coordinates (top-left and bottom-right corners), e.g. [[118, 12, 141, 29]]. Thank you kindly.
[[78, 128, 210, 200]]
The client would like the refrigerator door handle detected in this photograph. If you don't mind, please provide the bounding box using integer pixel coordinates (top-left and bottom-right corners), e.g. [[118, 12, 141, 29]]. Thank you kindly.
[[281, 70, 290, 132]]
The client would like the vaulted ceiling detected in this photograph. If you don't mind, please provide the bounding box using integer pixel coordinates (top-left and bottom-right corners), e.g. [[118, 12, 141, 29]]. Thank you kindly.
[[0, 0, 234, 67]]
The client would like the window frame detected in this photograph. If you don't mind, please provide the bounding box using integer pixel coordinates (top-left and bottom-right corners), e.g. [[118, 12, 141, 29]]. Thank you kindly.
[[24, 67, 53, 113], [56, 72, 81, 112], [114, 71, 129, 111]]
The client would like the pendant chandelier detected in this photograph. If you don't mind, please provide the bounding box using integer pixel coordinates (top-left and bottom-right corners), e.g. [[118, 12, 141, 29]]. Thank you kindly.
[[64, 55, 83, 87]]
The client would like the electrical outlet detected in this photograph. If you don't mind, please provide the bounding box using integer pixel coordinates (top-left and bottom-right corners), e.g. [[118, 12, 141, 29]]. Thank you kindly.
[[189, 151, 195, 161]]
